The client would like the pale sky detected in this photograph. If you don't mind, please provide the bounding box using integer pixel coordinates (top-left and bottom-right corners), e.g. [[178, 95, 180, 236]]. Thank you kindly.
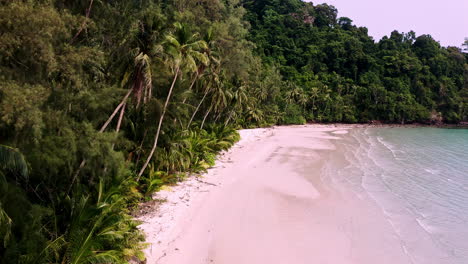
[[310, 0, 468, 47]]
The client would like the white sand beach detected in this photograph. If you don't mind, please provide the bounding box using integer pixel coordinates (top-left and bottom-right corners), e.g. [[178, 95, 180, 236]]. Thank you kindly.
[[137, 125, 450, 264]]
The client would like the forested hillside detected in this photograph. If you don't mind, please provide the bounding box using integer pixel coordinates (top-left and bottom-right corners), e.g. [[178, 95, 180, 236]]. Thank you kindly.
[[0, 0, 466, 263], [244, 0, 468, 124]]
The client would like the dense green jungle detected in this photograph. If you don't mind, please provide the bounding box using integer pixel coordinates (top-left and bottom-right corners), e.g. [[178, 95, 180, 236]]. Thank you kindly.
[[0, 0, 467, 263]]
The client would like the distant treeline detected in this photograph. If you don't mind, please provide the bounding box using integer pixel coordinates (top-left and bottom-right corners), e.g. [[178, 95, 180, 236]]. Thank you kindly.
[[244, 0, 468, 124], [0, 0, 466, 263]]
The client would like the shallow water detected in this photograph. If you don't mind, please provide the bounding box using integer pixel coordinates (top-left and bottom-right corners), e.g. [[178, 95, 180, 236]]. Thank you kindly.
[[327, 127, 468, 264]]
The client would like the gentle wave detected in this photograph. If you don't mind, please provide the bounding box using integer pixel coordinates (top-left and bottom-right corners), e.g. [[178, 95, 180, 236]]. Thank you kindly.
[[329, 127, 468, 263]]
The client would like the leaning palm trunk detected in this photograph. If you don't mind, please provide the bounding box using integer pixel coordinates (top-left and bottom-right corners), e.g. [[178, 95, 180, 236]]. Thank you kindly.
[[182, 72, 198, 104], [174, 72, 198, 127], [111, 102, 126, 150], [224, 112, 233, 126], [200, 104, 212, 130], [115, 102, 126, 135], [214, 112, 223, 123], [103, 102, 125, 172], [68, 89, 132, 195], [138, 67, 180, 179], [187, 87, 210, 129], [99, 89, 132, 133]]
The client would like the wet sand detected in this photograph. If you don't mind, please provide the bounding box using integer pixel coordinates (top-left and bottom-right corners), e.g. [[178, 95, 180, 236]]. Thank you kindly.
[[138, 125, 421, 264]]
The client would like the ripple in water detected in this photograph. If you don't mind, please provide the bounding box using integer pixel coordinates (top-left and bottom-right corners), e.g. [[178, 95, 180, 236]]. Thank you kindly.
[[333, 127, 468, 264]]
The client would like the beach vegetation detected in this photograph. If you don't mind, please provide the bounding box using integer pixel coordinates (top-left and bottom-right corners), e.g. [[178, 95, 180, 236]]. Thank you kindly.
[[0, 0, 466, 262]]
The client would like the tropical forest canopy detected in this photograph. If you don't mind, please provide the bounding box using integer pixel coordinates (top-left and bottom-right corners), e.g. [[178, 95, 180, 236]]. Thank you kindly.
[[0, 0, 467, 263]]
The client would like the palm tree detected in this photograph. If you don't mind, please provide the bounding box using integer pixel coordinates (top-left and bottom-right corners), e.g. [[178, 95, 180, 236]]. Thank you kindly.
[[70, 15, 164, 190], [138, 23, 208, 179], [201, 77, 229, 129], [187, 53, 221, 129], [224, 84, 248, 126], [255, 82, 269, 102], [100, 8, 167, 134], [246, 106, 264, 124], [177, 27, 212, 128], [182, 27, 215, 105], [69, 51, 152, 193], [310, 87, 319, 115], [285, 82, 305, 105], [187, 78, 212, 129], [100, 51, 154, 133], [321, 85, 333, 119]]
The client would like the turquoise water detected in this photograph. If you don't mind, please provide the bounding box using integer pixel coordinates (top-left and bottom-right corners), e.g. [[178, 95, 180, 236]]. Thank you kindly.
[[333, 128, 468, 264]]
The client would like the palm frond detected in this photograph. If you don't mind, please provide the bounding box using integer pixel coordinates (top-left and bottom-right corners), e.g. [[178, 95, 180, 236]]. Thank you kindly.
[[184, 55, 197, 73], [165, 35, 181, 49], [190, 50, 209, 66], [0, 145, 29, 182]]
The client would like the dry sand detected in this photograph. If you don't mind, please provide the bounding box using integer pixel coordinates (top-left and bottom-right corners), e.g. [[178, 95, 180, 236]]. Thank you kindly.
[[137, 125, 416, 264]]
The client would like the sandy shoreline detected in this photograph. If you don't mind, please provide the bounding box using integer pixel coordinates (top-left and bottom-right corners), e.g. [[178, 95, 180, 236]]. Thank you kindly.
[[137, 124, 358, 263], [137, 127, 276, 263], [137, 124, 456, 264]]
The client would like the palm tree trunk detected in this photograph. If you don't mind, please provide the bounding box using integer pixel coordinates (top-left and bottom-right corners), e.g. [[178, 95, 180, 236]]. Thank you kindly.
[[112, 102, 126, 150], [200, 105, 212, 130], [182, 72, 198, 104], [100, 89, 132, 133], [138, 67, 180, 179], [187, 87, 209, 129], [224, 112, 232, 126], [214, 112, 222, 122], [174, 73, 198, 127], [115, 102, 126, 134]]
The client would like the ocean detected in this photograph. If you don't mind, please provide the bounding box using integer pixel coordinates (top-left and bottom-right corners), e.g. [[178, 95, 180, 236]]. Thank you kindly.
[[326, 127, 468, 264]]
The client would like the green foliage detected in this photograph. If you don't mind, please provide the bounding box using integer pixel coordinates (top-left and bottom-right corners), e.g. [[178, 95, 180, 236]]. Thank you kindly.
[[0, 0, 466, 262], [0, 145, 28, 182], [244, 0, 467, 124], [149, 124, 240, 187], [282, 104, 306, 125], [51, 183, 145, 264]]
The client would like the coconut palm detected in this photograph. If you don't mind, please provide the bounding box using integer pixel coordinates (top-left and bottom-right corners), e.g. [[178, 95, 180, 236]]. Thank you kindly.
[[100, 8, 167, 134], [187, 54, 221, 129], [175, 27, 213, 130], [224, 84, 248, 126], [70, 14, 166, 190], [310, 87, 319, 115], [200, 77, 230, 129], [182, 28, 214, 103], [181, 27, 215, 105], [138, 23, 208, 178], [100, 51, 154, 134], [187, 78, 213, 129]]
